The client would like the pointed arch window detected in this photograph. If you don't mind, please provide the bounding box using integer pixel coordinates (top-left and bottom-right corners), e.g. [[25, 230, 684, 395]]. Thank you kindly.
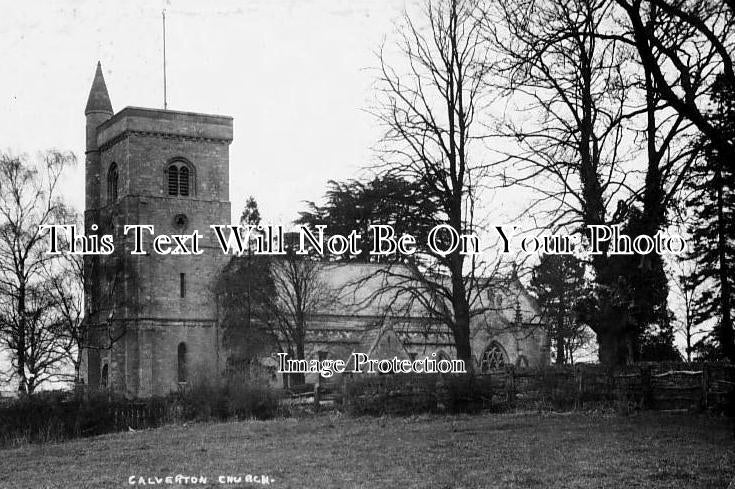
[[166, 160, 194, 197], [101, 364, 109, 388], [107, 163, 118, 202], [480, 342, 508, 373]]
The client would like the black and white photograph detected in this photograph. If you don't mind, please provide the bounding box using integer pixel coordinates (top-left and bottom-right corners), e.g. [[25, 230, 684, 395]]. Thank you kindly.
[[0, 0, 734, 487]]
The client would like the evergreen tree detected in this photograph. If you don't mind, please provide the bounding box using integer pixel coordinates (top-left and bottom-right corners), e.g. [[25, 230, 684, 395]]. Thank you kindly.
[[685, 74, 735, 362], [620, 207, 681, 361], [240, 196, 261, 226], [530, 254, 591, 365], [296, 175, 441, 262]]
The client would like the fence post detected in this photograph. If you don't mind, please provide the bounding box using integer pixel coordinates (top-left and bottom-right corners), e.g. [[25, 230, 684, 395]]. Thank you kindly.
[[642, 366, 652, 410], [575, 365, 582, 410], [313, 371, 322, 413], [313, 384, 320, 413], [701, 364, 709, 411]]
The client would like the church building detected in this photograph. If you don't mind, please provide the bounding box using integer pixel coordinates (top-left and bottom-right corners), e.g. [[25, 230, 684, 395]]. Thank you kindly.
[[81, 63, 548, 398]]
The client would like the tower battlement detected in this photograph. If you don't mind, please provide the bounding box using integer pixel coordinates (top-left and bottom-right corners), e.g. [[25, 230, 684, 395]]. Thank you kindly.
[[96, 107, 233, 149]]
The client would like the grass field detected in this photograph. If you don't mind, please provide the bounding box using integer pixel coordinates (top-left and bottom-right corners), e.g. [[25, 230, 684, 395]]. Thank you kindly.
[[0, 412, 733, 489]]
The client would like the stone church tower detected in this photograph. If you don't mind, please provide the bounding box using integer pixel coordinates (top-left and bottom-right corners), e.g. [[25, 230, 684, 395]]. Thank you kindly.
[[82, 62, 233, 397]]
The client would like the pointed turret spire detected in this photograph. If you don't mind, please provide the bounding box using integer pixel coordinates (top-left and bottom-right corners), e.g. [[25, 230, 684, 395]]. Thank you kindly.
[[84, 61, 113, 115]]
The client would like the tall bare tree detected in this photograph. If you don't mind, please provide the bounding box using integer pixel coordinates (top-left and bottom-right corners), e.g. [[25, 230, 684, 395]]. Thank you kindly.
[[671, 260, 707, 362], [0, 150, 75, 394], [485, 0, 638, 365], [268, 252, 337, 385], [369, 0, 501, 368], [44, 248, 84, 383], [614, 0, 735, 161], [484, 0, 700, 365]]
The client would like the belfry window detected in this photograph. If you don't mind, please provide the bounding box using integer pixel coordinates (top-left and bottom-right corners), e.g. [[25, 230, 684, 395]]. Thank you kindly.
[[166, 161, 193, 196], [179, 166, 189, 196], [167, 165, 179, 195], [107, 163, 118, 201]]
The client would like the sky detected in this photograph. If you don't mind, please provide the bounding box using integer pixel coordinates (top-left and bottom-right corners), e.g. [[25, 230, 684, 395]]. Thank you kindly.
[[0, 0, 412, 224]]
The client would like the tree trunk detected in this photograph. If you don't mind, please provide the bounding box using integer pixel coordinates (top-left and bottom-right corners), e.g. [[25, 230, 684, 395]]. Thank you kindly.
[[555, 333, 567, 365], [453, 313, 473, 372], [17, 283, 27, 395], [293, 340, 306, 386], [555, 311, 567, 365], [74, 359, 82, 385], [715, 164, 735, 362], [595, 316, 632, 367], [450, 248, 474, 373]]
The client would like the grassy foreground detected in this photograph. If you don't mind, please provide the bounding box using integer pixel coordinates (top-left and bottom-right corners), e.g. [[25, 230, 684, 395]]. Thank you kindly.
[[0, 412, 732, 489]]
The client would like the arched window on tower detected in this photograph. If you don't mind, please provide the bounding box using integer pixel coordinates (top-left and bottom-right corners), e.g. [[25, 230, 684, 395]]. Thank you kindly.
[[177, 342, 187, 383], [107, 163, 118, 202], [166, 160, 194, 197], [179, 166, 189, 196], [167, 165, 179, 196], [101, 364, 109, 388], [480, 342, 508, 373]]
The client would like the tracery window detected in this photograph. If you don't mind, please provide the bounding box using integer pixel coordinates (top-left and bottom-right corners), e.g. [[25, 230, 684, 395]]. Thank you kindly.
[[480, 342, 508, 372]]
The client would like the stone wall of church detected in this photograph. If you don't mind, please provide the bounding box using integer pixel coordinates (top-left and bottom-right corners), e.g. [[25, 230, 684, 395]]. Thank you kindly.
[[97, 134, 230, 204], [85, 108, 233, 398], [268, 313, 547, 388], [92, 321, 219, 398]]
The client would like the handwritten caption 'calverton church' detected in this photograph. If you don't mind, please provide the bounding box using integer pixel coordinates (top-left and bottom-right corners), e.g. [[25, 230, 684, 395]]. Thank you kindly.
[[42, 223, 688, 257]]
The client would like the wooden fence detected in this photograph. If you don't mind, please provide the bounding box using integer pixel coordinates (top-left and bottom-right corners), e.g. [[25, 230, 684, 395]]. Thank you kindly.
[[110, 401, 171, 432], [338, 362, 735, 414]]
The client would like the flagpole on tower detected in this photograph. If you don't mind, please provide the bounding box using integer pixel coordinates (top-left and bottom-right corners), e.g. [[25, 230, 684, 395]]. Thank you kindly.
[[162, 9, 168, 110]]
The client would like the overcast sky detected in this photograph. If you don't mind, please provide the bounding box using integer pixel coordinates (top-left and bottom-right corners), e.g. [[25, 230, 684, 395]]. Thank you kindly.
[[0, 0, 414, 224]]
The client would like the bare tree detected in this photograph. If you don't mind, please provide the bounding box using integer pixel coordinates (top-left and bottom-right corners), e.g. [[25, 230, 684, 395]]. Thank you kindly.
[[36, 210, 132, 390], [614, 0, 735, 161], [483, 0, 700, 365], [0, 150, 76, 394], [44, 249, 84, 384], [484, 0, 639, 365], [217, 251, 336, 387], [670, 259, 708, 362], [267, 252, 337, 386], [369, 0, 503, 368]]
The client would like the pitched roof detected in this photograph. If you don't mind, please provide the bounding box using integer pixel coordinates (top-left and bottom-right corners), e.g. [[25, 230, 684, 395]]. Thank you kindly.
[[314, 262, 429, 317], [310, 261, 541, 325]]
